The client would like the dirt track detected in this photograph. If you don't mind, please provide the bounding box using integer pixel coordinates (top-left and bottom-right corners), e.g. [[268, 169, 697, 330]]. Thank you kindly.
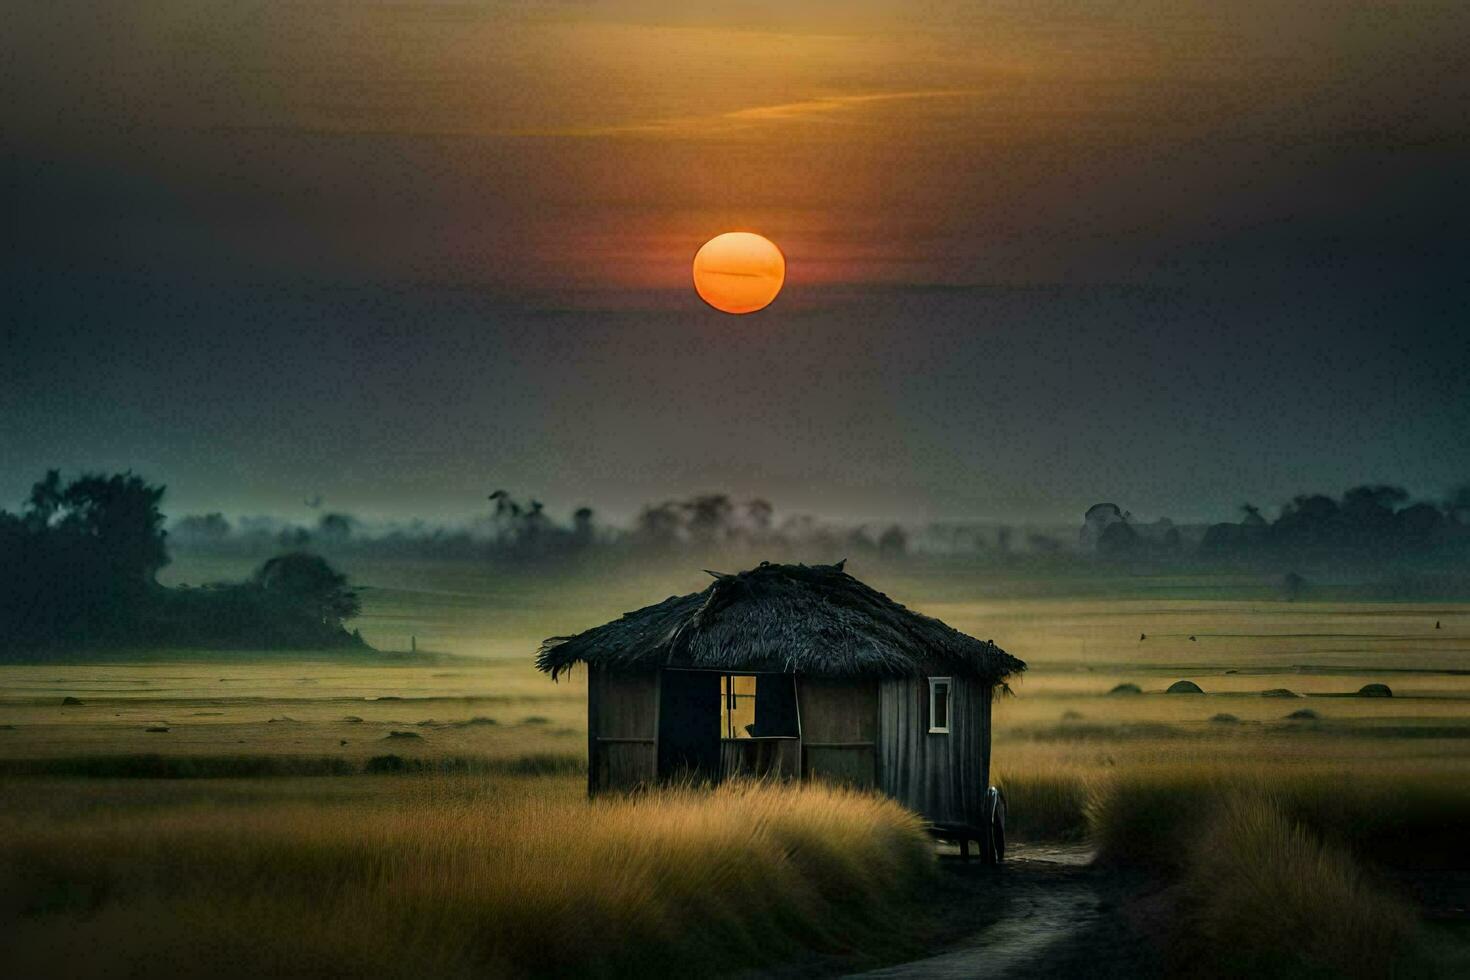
[[847, 844, 1163, 979]]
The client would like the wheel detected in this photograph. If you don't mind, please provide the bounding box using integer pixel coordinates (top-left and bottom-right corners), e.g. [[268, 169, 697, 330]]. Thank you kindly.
[[983, 786, 1007, 864]]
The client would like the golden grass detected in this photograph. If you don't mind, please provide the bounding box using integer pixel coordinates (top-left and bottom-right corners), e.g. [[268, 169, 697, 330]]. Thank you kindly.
[[0, 775, 935, 979]]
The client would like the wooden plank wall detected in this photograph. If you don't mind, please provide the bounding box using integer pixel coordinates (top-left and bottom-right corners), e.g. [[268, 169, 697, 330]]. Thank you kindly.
[[589, 667, 658, 794], [797, 677, 878, 788], [877, 676, 992, 830]]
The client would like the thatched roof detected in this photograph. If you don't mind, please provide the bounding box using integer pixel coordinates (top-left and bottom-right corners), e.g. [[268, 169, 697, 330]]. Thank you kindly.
[[536, 561, 1025, 682]]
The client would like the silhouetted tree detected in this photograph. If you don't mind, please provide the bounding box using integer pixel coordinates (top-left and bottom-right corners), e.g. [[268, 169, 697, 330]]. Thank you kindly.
[[253, 552, 360, 628]]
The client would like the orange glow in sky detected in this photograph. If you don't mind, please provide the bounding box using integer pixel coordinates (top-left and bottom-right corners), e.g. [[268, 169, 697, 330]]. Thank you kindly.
[[692, 233, 786, 314]]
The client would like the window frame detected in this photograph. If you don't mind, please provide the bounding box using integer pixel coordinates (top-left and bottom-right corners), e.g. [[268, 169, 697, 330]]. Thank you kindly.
[[928, 676, 952, 734]]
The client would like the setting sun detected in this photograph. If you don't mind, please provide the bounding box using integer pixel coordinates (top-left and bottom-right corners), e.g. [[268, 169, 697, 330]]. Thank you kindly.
[[692, 232, 785, 314]]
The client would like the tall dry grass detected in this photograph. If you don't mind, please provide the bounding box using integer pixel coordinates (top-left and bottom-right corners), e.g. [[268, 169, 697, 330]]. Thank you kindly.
[[1177, 794, 1416, 978], [997, 761, 1470, 977], [0, 775, 934, 979]]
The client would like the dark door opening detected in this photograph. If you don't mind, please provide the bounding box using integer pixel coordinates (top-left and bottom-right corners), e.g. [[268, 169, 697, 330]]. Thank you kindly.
[[657, 669, 721, 781]]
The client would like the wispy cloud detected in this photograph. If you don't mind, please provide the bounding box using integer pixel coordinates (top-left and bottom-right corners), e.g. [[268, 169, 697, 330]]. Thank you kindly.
[[531, 90, 976, 139]]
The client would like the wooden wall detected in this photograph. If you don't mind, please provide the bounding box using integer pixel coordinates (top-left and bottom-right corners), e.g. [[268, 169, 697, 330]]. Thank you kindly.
[[797, 677, 878, 788], [588, 667, 658, 794], [876, 676, 992, 830], [587, 667, 993, 825]]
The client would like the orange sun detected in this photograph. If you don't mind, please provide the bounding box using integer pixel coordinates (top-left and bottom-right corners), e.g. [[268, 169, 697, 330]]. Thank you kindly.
[[691, 232, 786, 314]]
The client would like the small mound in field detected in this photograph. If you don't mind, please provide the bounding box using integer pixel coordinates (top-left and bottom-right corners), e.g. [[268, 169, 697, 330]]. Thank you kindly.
[[341, 716, 364, 723], [61, 696, 83, 706], [365, 754, 407, 772], [266, 716, 297, 724], [1358, 683, 1393, 698], [145, 726, 169, 733], [1211, 713, 1240, 724], [1286, 708, 1320, 720], [1262, 688, 1301, 698], [1061, 710, 1085, 721], [415, 720, 441, 727], [522, 716, 551, 725], [1167, 680, 1204, 694], [384, 730, 421, 740], [454, 716, 498, 727], [1108, 683, 1143, 696]]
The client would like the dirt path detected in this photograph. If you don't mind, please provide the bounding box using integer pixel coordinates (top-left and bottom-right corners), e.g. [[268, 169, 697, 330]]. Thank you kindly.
[[847, 844, 1161, 979]]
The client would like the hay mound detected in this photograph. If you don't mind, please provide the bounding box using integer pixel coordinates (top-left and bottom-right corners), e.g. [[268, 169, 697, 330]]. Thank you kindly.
[[1167, 680, 1204, 694], [1357, 683, 1393, 698], [1262, 688, 1301, 698], [384, 730, 421, 740], [1108, 683, 1143, 696], [1211, 713, 1240, 724], [61, 696, 83, 706], [1286, 708, 1319, 720]]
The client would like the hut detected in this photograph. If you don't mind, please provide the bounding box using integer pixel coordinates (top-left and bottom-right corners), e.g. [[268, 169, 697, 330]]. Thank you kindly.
[[536, 560, 1025, 849]]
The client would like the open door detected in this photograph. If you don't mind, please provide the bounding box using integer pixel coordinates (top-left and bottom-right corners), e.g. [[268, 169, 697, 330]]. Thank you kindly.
[[656, 670, 721, 781]]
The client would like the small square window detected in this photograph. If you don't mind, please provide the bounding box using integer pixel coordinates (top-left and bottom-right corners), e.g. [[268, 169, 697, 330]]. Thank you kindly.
[[928, 677, 952, 734]]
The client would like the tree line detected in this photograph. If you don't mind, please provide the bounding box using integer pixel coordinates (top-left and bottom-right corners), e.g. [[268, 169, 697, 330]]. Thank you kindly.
[[1088, 484, 1470, 563], [171, 491, 913, 565], [0, 471, 364, 654]]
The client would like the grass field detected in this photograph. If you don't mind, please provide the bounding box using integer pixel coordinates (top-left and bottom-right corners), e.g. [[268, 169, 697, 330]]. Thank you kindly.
[[3, 557, 1469, 975], [0, 776, 935, 978]]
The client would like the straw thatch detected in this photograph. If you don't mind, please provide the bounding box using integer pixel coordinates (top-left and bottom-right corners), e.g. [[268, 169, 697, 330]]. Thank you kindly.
[[537, 561, 1025, 681]]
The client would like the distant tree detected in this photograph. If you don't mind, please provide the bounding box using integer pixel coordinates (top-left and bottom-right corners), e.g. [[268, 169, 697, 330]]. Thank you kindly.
[[571, 506, 596, 548], [1339, 484, 1407, 547], [877, 525, 908, 560], [252, 553, 360, 628], [0, 470, 169, 648], [1097, 520, 1140, 558], [685, 495, 734, 546], [1395, 501, 1445, 544], [24, 470, 169, 586], [1272, 494, 1341, 553], [317, 512, 355, 543]]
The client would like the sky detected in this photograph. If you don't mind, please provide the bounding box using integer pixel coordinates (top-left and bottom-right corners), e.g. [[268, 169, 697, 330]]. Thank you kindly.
[[4, 1, 1468, 526]]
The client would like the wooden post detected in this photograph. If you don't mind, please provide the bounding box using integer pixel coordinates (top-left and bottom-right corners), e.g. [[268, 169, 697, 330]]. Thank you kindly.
[[959, 837, 970, 861]]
